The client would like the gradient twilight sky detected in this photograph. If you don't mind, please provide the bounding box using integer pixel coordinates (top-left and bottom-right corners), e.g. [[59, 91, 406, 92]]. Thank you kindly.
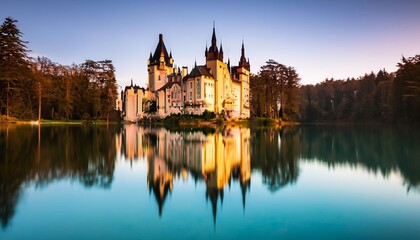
[[1, 0, 419, 87]]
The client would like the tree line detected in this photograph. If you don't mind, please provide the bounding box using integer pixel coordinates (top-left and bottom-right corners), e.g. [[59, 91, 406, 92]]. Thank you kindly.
[[0, 17, 118, 121], [300, 55, 420, 123], [251, 56, 420, 124]]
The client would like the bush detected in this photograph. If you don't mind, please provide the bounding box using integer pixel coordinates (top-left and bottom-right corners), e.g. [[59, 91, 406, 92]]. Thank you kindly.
[[202, 110, 216, 120]]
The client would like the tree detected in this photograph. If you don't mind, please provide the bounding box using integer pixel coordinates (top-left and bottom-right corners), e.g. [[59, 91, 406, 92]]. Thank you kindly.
[[32, 57, 53, 121], [250, 59, 301, 119], [283, 66, 301, 120], [78, 60, 117, 121], [97, 60, 118, 124], [0, 17, 31, 119], [250, 74, 266, 117], [393, 55, 420, 123]]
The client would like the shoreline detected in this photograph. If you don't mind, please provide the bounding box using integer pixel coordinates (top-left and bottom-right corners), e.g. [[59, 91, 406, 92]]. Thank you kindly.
[[0, 119, 119, 125], [0, 118, 290, 127]]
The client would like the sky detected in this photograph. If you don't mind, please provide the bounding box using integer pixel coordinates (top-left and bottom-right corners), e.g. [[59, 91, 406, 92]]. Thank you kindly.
[[1, 0, 419, 88]]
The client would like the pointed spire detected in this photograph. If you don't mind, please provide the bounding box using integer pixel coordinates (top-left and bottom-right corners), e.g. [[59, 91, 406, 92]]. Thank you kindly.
[[149, 52, 152, 60], [131, 79, 133, 86], [150, 33, 172, 66], [169, 50, 172, 58], [211, 22, 217, 49], [239, 40, 250, 70], [218, 42, 223, 61], [206, 22, 220, 61], [159, 34, 165, 59], [241, 40, 245, 59], [194, 58, 197, 68], [227, 58, 231, 72]]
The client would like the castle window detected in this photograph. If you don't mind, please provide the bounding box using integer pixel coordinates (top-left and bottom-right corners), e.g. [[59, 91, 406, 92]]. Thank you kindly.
[[158, 75, 161, 81], [189, 92, 192, 101], [190, 81, 192, 89], [196, 80, 201, 99]]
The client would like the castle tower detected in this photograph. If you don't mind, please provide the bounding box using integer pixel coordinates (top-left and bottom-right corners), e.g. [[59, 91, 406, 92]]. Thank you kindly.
[[205, 24, 229, 114], [148, 34, 174, 92], [236, 41, 251, 117], [205, 24, 223, 61], [238, 41, 250, 71]]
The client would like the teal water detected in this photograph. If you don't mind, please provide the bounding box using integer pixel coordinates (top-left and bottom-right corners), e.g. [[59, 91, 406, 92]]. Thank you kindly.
[[1, 124, 420, 239]]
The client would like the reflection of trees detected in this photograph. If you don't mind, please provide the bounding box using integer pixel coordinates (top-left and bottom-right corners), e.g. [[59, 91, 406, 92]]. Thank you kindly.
[[250, 127, 300, 192], [298, 125, 420, 190], [250, 124, 420, 193], [0, 125, 117, 228]]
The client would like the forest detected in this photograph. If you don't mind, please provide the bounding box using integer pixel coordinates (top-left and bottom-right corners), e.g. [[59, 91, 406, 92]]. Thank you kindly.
[[0, 17, 118, 121], [300, 55, 420, 124], [250, 56, 420, 124]]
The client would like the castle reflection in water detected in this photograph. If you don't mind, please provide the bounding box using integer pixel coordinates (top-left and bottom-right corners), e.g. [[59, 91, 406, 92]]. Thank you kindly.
[[117, 125, 251, 219]]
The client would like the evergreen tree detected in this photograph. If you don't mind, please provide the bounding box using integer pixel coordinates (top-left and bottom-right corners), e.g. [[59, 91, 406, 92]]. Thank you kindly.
[[0, 17, 31, 119], [393, 55, 420, 123]]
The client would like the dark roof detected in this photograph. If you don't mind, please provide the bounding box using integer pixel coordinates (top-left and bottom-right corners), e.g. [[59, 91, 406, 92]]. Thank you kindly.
[[238, 42, 250, 70], [230, 66, 242, 82], [205, 26, 223, 61], [209, 26, 218, 53], [155, 81, 181, 92], [231, 66, 239, 74], [149, 34, 172, 67], [189, 65, 214, 78], [167, 72, 182, 77], [124, 85, 146, 94]]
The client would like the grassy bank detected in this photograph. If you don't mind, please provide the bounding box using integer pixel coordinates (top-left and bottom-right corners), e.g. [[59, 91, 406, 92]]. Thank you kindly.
[[1, 115, 296, 128], [0, 117, 119, 125]]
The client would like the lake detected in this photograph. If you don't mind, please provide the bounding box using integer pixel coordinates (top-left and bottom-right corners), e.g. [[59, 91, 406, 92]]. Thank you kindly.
[[1, 124, 420, 239]]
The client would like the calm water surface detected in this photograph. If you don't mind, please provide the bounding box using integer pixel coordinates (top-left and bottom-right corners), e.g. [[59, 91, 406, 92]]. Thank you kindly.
[[1, 124, 420, 239]]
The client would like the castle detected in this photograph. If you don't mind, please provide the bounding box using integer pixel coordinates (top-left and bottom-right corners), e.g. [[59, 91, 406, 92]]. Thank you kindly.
[[122, 26, 250, 121]]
